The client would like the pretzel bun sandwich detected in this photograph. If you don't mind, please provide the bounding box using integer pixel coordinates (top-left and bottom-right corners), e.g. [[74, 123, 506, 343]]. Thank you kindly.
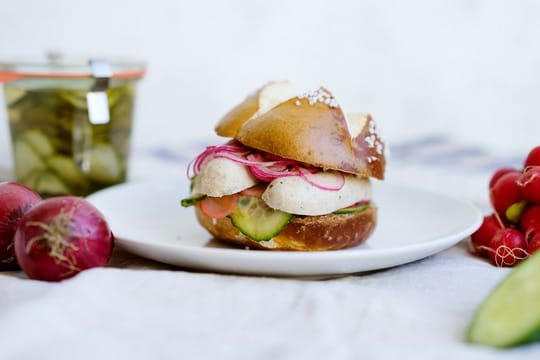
[[181, 81, 386, 251]]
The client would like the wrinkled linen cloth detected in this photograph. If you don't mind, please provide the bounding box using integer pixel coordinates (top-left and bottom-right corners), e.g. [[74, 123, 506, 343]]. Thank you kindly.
[[0, 136, 538, 360]]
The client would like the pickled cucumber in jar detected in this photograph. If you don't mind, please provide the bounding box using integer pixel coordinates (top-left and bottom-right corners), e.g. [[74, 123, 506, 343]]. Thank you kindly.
[[5, 81, 137, 197]]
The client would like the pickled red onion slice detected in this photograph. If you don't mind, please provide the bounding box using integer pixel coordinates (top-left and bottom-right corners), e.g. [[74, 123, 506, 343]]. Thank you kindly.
[[187, 141, 345, 191]]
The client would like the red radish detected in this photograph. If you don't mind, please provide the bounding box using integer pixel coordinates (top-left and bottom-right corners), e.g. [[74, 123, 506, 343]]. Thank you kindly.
[[519, 205, 540, 230], [488, 228, 527, 267], [198, 195, 238, 219], [0, 182, 41, 270], [519, 167, 540, 203], [490, 172, 523, 220], [489, 168, 519, 189], [527, 232, 540, 255], [14, 196, 113, 281], [470, 214, 502, 257], [468, 145, 540, 267], [524, 146, 540, 168], [520, 205, 540, 241]]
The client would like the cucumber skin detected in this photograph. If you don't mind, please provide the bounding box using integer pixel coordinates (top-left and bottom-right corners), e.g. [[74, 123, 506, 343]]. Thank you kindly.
[[467, 251, 540, 348], [230, 212, 293, 242], [181, 195, 206, 207], [468, 308, 540, 348], [469, 327, 540, 348], [333, 204, 370, 215], [230, 214, 293, 242]]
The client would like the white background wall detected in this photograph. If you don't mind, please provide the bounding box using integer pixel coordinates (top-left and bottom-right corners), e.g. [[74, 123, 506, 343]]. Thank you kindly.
[[1, 0, 539, 165]]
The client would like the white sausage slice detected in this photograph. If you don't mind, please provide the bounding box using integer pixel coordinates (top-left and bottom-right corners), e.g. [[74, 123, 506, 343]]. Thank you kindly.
[[193, 158, 257, 197], [262, 172, 371, 215]]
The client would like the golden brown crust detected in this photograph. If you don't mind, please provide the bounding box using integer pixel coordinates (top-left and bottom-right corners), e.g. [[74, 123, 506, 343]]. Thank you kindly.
[[215, 90, 260, 138], [195, 206, 376, 251], [215, 81, 297, 138], [234, 95, 385, 179]]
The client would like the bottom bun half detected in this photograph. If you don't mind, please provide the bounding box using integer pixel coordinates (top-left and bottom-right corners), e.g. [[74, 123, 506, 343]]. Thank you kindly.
[[195, 206, 377, 251]]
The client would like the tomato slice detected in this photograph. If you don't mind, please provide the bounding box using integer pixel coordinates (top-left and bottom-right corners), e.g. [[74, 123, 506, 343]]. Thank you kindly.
[[198, 194, 238, 219]]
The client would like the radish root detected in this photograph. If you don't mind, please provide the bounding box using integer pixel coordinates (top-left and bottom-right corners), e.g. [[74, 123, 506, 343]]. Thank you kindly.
[[479, 245, 529, 267]]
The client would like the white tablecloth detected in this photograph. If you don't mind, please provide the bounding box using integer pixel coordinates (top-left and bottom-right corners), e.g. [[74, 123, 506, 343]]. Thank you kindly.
[[0, 136, 538, 359]]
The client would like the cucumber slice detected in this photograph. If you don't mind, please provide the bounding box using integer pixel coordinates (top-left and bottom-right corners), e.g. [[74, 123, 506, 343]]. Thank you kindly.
[[83, 144, 122, 183], [230, 196, 293, 241], [181, 194, 206, 207], [59, 90, 88, 109], [333, 204, 370, 215], [20, 129, 54, 158], [467, 251, 540, 347], [13, 139, 45, 179], [22, 170, 44, 189], [4, 87, 26, 106], [34, 172, 71, 196], [106, 87, 123, 108], [46, 155, 89, 189]]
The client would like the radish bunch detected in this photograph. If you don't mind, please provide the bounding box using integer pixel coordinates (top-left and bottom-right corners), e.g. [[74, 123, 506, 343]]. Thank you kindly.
[[471, 146, 540, 266], [0, 182, 113, 281]]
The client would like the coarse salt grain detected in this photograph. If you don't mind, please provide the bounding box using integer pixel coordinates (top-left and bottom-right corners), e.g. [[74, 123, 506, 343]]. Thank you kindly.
[[367, 155, 379, 163], [376, 142, 384, 154], [298, 88, 338, 108], [363, 118, 385, 155], [365, 134, 376, 147]]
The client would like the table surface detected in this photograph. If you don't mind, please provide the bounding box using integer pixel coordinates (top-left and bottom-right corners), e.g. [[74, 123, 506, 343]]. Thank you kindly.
[[0, 136, 538, 360]]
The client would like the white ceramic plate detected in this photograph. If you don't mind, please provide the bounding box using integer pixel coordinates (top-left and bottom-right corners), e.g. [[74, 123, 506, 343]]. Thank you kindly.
[[87, 179, 482, 277]]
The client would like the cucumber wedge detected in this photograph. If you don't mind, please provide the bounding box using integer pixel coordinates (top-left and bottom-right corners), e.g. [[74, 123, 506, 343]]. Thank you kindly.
[[181, 194, 206, 207], [83, 144, 122, 183], [230, 196, 292, 241], [13, 139, 45, 179], [4, 87, 26, 106], [33, 172, 71, 196], [22, 170, 45, 189], [46, 155, 89, 189], [467, 251, 540, 347], [20, 129, 54, 158], [59, 90, 88, 109]]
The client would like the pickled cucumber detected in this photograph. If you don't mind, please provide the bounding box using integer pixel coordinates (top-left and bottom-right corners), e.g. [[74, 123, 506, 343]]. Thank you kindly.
[[33, 172, 71, 197], [5, 88, 26, 106], [13, 139, 45, 179], [46, 155, 89, 190], [23, 170, 44, 189], [58, 89, 89, 109], [83, 144, 122, 184], [4, 81, 136, 197], [20, 129, 54, 158]]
